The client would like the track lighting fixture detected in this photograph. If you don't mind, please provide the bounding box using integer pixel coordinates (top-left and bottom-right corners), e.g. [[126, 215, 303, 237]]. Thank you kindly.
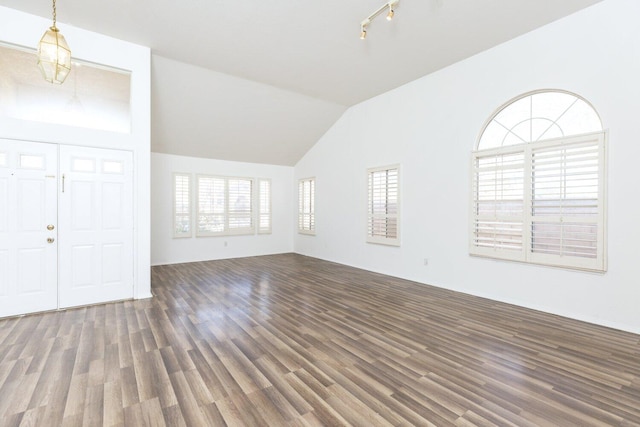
[[359, 0, 399, 39], [360, 18, 371, 40]]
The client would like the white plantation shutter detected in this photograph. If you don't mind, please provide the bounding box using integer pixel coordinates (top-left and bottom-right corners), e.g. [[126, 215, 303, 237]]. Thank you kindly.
[[471, 149, 525, 260], [173, 173, 191, 238], [298, 178, 315, 234], [529, 133, 605, 269], [470, 132, 606, 271], [472, 90, 606, 271], [258, 179, 272, 234], [197, 175, 226, 236], [197, 175, 255, 236], [367, 165, 400, 246], [228, 178, 254, 233]]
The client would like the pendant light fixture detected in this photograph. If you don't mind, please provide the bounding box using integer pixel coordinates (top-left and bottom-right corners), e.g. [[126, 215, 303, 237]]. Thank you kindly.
[[37, 0, 71, 84]]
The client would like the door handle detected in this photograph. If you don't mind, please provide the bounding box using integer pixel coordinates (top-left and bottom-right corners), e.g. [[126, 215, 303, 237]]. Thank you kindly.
[[47, 238, 55, 244], [47, 224, 55, 230]]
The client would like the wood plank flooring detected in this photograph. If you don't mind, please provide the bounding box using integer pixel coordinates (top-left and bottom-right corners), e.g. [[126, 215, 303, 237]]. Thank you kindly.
[[1, 253, 639, 426]]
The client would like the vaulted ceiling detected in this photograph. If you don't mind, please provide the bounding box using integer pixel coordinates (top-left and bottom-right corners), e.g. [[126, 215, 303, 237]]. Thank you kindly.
[[0, 0, 603, 165]]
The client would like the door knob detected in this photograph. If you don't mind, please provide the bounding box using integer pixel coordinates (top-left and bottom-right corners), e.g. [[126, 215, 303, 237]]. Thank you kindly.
[[47, 238, 55, 244], [47, 224, 55, 230]]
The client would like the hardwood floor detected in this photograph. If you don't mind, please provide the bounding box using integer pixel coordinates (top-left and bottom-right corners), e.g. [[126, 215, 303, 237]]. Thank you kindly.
[[1, 253, 639, 426]]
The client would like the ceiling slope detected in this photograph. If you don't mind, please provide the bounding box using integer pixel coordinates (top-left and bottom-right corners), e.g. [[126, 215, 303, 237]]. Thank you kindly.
[[0, 0, 604, 164]]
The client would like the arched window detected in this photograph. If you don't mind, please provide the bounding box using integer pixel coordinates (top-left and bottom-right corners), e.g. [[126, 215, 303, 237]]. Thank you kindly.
[[470, 90, 606, 271]]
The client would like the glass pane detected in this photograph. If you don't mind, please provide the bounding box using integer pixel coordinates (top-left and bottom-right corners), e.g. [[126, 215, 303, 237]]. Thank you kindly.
[[175, 215, 190, 235], [103, 160, 124, 174], [531, 92, 576, 124], [20, 154, 44, 169], [478, 121, 505, 149], [492, 96, 531, 132], [555, 99, 602, 136], [72, 158, 96, 172], [0, 43, 131, 133], [479, 91, 602, 150]]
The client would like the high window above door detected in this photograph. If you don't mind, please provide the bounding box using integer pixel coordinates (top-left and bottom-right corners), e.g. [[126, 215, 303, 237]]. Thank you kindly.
[[0, 43, 131, 133]]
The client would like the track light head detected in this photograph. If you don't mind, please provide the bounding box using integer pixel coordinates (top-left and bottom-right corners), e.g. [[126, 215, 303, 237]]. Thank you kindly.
[[360, 27, 367, 40], [386, 8, 394, 21]]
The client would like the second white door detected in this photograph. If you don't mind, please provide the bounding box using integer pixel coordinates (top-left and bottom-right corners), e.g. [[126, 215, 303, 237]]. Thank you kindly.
[[58, 145, 134, 308]]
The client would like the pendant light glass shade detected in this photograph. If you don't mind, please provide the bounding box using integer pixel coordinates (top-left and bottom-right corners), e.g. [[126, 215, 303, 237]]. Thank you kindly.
[[37, 26, 71, 84], [37, 0, 71, 84]]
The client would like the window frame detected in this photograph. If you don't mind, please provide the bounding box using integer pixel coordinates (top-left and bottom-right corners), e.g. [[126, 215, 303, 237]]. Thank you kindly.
[[196, 174, 255, 237], [471, 89, 607, 272], [470, 131, 607, 272], [257, 178, 272, 235], [367, 164, 400, 246], [298, 177, 315, 235], [173, 172, 192, 238]]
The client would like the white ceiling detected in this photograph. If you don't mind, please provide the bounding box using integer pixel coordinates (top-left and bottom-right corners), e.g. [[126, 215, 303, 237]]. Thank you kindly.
[[0, 0, 603, 165]]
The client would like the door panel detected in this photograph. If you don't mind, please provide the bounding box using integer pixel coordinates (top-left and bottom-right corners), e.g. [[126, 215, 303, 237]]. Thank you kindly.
[[59, 146, 133, 308], [0, 139, 58, 317]]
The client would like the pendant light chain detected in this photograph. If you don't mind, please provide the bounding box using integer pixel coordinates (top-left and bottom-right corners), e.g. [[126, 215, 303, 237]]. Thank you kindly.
[[52, 0, 57, 28]]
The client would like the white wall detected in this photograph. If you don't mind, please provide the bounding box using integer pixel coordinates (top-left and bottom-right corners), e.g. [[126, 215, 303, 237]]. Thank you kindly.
[[151, 153, 294, 265], [294, 0, 640, 334], [0, 7, 152, 299]]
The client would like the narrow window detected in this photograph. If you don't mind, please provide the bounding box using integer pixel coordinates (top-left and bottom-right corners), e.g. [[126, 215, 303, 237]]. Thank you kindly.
[[173, 173, 191, 238], [298, 178, 315, 235], [367, 165, 400, 246], [258, 179, 272, 234]]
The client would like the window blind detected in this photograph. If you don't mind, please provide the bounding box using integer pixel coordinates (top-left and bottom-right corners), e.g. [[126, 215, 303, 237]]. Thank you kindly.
[[298, 178, 315, 234], [173, 173, 191, 238], [228, 178, 253, 232], [471, 149, 525, 258], [258, 179, 272, 234], [367, 165, 400, 246], [529, 136, 602, 266], [197, 175, 255, 236], [470, 132, 605, 271]]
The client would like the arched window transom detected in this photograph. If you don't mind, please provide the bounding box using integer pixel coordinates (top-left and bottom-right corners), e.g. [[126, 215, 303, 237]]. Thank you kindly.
[[478, 90, 602, 150]]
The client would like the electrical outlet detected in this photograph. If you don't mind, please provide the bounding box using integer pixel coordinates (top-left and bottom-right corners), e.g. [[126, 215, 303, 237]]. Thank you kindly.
[[423, 258, 429, 266], [224, 241, 228, 247]]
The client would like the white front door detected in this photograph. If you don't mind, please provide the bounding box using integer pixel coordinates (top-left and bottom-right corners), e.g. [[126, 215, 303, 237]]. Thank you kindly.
[[0, 140, 58, 317], [58, 146, 133, 308]]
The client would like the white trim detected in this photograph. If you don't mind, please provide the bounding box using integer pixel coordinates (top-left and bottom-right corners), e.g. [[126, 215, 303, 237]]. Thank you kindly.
[[366, 164, 400, 247]]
